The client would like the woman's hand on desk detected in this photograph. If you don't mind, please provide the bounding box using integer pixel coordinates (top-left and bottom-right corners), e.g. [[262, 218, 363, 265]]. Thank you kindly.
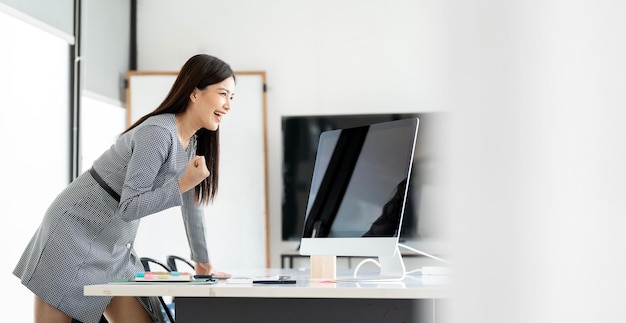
[[195, 261, 232, 279]]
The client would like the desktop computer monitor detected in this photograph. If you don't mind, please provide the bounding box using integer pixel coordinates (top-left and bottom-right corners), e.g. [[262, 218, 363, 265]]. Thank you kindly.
[[299, 118, 419, 280]]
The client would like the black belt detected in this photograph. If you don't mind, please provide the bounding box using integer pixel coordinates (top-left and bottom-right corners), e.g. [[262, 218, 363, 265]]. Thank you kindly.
[[89, 168, 121, 202]]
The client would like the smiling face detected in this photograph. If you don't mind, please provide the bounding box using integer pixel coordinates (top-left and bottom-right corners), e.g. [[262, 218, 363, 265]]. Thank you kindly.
[[189, 76, 236, 131]]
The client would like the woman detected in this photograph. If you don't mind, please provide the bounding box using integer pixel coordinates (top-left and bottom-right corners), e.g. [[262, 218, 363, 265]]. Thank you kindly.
[[13, 54, 235, 323]]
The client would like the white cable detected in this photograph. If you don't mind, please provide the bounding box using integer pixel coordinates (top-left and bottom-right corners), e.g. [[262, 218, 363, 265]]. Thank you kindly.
[[405, 268, 421, 275], [352, 258, 381, 279], [397, 243, 452, 265], [352, 244, 451, 278]]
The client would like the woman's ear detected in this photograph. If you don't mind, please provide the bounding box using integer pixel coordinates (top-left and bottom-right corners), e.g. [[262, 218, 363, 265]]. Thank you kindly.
[[190, 88, 198, 103]]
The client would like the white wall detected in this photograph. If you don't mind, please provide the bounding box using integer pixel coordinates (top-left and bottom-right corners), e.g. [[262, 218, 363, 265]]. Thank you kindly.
[[137, 1, 626, 322], [137, 0, 449, 268], [443, 1, 626, 322]]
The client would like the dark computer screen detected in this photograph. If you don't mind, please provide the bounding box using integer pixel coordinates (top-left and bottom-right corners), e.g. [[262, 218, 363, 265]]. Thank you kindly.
[[282, 113, 446, 244], [301, 118, 418, 239]]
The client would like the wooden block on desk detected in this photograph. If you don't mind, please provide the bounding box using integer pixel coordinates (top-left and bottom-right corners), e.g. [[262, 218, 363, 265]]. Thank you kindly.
[[310, 255, 336, 280]]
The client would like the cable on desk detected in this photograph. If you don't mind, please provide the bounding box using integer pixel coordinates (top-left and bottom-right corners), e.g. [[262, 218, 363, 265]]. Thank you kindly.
[[352, 243, 452, 277], [352, 258, 381, 279], [398, 243, 452, 275], [397, 243, 452, 264]]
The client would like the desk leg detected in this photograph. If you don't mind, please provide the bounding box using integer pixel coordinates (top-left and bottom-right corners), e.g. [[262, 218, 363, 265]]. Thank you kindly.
[[176, 297, 437, 323]]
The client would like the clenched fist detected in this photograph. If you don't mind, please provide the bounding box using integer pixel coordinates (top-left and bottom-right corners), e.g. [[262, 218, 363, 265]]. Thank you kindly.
[[178, 155, 210, 193]]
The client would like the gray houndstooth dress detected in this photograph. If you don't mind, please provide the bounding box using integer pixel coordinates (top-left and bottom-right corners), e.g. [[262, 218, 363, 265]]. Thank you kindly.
[[13, 114, 209, 323]]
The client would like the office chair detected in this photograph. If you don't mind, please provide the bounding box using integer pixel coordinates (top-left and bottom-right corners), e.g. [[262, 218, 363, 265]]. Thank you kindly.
[[164, 255, 196, 319], [166, 255, 195, 272], [70, 258, 174, 323], [140, 257, 171, 272], [139, 257, 176, 323]]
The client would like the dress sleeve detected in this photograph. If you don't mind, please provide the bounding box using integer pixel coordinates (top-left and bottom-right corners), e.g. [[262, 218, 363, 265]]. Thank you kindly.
[[116, 125, 184, 222], [181, 190, 210, 263]]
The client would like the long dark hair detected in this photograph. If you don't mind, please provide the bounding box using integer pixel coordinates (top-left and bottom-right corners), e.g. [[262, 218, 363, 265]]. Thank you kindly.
[[124, 54, 234, 205]]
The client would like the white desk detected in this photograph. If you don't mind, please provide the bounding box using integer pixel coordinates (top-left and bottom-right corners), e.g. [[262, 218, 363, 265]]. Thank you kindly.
[[85, 269, 449, 323]]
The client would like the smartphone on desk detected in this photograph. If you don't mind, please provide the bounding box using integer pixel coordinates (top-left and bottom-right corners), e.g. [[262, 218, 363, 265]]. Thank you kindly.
[[253, 275, 296, 284], [226, 275, 296, 284], [194, 272, 232, 281]]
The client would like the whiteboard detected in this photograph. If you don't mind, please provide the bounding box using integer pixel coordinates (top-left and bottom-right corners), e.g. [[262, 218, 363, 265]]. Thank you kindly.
[[127, 71, 269, 271]]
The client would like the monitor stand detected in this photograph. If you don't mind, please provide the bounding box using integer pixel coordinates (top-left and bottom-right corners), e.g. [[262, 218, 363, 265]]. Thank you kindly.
[[310, 255, 337, 280], [375, 245, 407, 281]]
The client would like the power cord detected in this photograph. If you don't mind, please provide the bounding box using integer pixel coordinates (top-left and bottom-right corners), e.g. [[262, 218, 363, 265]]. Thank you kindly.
[[397, 243, 451, 264], [352, 243, 452, 277], [397, 243, 452, 275], [352, 258, 382, 278]]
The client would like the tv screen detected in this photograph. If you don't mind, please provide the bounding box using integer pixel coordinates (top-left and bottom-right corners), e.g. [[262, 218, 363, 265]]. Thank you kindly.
[[282, 113, 446, 245]]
